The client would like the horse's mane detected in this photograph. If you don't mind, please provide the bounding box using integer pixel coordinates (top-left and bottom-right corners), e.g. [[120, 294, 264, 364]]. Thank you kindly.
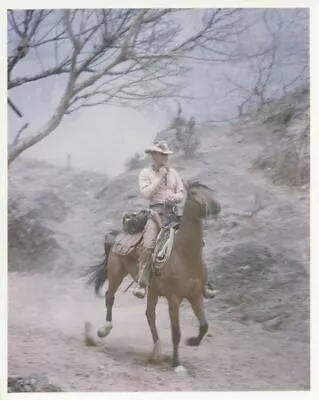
[[186, 181, 214, 193]]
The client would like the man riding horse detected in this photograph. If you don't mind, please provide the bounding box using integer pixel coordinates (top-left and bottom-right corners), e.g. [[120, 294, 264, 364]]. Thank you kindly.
[[85, 145, 221, 369], [133, 140, 214, 299]]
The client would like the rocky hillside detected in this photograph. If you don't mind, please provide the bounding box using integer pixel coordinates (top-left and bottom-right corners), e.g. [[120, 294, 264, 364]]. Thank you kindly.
[[8, 87, 309, 343], [8, 159, 110, 275]]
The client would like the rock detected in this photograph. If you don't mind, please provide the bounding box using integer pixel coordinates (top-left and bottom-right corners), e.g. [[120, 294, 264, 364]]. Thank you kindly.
[[8, 375, 62, 392], [207, 240, 308, 341], [263, 314, 289, 331], [42, 384, 63, 392]]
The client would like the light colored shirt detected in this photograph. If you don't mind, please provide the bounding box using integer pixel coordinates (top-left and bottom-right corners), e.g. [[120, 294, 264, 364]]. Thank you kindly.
[[139, 166, 186, 207]]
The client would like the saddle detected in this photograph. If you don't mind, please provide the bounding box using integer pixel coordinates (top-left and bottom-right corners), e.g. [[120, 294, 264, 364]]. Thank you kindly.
[[122, 209, 150, 235], [111, 200, 180, 259], [111, 209, 150, 255], [111, 231, 144, 255]]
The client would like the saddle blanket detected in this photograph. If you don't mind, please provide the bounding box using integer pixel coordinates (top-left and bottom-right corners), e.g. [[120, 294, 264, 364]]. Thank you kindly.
[[111, 231, 143, 255]]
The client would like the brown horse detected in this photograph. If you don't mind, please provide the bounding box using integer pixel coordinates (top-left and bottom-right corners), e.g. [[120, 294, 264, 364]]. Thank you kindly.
[[85, 182, 221, 373]]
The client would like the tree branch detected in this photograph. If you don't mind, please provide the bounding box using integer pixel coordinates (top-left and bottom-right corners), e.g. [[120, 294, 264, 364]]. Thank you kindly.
[[13, 123, 29, 146]]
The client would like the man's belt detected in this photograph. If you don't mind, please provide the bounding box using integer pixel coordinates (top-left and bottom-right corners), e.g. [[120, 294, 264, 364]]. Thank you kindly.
[[150, 203, 163, 209]]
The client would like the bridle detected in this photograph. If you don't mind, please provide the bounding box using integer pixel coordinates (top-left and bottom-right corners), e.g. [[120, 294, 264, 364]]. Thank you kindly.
[[187, 192, 210, 217]]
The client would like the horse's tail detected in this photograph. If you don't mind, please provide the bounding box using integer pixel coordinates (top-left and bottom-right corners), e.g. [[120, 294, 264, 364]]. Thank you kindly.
[[84, 230, 120, 297]]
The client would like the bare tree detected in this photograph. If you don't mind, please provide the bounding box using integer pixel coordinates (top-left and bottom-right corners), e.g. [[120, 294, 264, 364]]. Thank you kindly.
[[182, 117, 200, 158], [7, 98, 23, 118], [222, 44, 278, 117], [219, 8, 309, 119], [8, 8, 243, 165], [12, 123, 29, 146]]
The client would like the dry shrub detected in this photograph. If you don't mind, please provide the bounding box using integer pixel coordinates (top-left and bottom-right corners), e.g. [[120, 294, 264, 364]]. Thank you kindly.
[[253, 126, 309, 187], [271, 133, 309, 186], [252, 85, 309, 188], [124, 153, 144, 171]]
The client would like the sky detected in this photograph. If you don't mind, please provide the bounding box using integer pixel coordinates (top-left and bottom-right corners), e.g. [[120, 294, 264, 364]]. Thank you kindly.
[[7, 8, 309, 177], [8, 92, 163, 177]]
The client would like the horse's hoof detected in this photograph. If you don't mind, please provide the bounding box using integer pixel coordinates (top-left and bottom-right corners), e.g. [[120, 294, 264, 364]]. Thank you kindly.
[[203, 288, 219, 299], [85, 336, 98, 347], [84, 322, 99, 347], [186, 337, 201, 347], [174, 365, 188, 376], [133, 287, 146, 299], [97, 322, 113, 338], [148, 340, 162, 363]]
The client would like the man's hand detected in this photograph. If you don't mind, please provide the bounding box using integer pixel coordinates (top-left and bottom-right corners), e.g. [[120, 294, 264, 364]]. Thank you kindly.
[[159, 166, 168, 180]]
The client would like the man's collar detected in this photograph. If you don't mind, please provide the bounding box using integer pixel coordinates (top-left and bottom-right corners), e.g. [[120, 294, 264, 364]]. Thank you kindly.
[[152, 164, 169, 172], [152, 164, 160, 172]]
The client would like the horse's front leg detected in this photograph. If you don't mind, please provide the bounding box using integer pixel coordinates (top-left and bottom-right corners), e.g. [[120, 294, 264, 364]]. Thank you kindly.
[[97, 256, 126, 338], [168, 296, 186, 372], [186, 293, 208, 346], [146, 285, 161, 363]]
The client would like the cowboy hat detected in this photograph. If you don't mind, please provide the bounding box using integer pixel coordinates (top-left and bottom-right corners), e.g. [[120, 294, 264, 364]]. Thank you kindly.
[[144, 140, 174, 155]]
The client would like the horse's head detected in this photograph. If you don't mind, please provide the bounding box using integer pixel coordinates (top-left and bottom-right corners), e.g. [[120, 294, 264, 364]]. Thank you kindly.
[[185, 181, 221, 218]]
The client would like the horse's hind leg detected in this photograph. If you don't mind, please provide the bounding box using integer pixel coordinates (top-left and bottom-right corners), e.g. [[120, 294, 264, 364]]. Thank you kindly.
[[146, 286, 161, 363], [186, 294, 208, 346], [97, 255, 126, 338]]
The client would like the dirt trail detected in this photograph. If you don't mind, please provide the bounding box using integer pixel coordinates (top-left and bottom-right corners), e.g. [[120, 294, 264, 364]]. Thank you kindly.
[[8, 272, 309, 392]]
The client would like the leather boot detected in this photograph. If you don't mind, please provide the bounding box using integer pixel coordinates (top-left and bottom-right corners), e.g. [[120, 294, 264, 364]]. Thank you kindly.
[[133, 247, 154, 299]]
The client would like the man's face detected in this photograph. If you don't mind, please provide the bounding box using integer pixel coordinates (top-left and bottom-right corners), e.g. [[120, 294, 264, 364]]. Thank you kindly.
[[152, 152, 169, 167]]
